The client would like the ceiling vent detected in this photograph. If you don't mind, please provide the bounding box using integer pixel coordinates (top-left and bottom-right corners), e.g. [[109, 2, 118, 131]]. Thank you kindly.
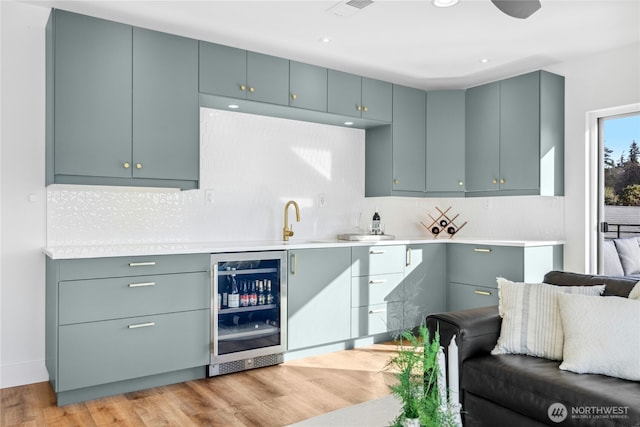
[[327, 0, 374, 17]]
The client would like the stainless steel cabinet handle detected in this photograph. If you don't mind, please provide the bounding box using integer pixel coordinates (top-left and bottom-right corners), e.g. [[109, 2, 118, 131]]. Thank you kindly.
[[473, 248, 491, 253], [128, 322, 155, 329], [128, 261, 156, 267], [128, 282, 156, 288], [474, 290, 492, 296], [291, 254, 297, 275], [369, 279, 387, 284], [369, 250, 386, 254], [406, 248, 412, 266], [368, 309, 386, 314]]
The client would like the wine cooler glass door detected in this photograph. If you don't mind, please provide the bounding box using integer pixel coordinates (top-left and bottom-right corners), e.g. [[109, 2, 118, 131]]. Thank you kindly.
[[211, 251, 287, 365]]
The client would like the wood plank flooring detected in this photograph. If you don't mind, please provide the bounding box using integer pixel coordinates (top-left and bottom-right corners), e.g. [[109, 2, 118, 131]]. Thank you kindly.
[[1, 342, 399, 427]]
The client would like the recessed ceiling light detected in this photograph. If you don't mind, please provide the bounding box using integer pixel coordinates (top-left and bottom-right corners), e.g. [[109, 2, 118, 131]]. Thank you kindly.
[[480, 58, 489, 63], [344, 121, 354, 126], [228, 104, 239, 109], [433, 0, 459, 8], [320, 37, 332, 44]]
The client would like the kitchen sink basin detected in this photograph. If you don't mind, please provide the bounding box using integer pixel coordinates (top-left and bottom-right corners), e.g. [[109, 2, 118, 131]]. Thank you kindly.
[[337, 233, 395, 241]]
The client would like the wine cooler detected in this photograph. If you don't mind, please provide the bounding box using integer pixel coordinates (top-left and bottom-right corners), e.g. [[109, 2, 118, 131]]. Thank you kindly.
[[209, 251, 287, 376]]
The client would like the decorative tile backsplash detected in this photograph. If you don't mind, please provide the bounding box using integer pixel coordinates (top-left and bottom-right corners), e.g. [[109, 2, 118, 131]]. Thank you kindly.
[[47, 108, 565, 247]]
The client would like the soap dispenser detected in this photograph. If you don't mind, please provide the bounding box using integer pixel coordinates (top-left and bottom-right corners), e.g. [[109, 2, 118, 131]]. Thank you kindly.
[[371, 210, 381, 235]]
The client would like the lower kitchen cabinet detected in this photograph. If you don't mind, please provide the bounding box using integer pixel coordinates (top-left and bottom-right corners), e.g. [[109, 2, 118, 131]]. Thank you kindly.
[[351, 245, 405, 337], [287, 247, 352, 350], [446, 243, 563, 311], [403, 244, 446, 329], [46, 254, 210, 405]]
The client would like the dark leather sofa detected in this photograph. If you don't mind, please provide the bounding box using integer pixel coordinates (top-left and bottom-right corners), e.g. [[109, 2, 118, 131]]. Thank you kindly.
[[426, 271, 640, 426]]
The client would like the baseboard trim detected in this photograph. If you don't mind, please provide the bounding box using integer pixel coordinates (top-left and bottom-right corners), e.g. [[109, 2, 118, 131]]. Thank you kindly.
[[1, 360, 49, 389]]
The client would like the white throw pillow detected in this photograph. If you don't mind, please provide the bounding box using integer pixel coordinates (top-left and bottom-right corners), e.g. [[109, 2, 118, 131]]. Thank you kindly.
[[629, 281, 640, 300], [491, 278, 605, 360], [558, 293, 640, 381]]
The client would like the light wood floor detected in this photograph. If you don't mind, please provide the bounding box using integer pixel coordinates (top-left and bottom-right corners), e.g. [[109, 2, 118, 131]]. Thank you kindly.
[[1, 342, 399, 427]]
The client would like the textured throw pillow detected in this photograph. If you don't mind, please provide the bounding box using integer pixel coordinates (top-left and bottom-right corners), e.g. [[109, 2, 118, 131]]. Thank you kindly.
[[558, 293, 640, 381], [629, 281, 640, 300], [491, 278, 605, 360], [613, 238, 640, 275]]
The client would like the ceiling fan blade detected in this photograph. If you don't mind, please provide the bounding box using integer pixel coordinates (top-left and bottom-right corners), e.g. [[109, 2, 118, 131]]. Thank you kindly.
[[491, 0, 541, 19]]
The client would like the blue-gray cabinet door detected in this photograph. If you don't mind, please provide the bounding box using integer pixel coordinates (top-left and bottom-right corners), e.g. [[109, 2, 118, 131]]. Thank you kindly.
[[247, 52, 290, 105], [403, 244, 446, 329], [199, 41, 247, 98], [327, 70, 362, 118], [426, 90, 465, 193], [53, 10, 132, 178], [392, 85, 426, 193], [133, 28, 199, 182], [465, 81, 500, 192], [499, 71, 540, 192], [362, 78, 392, 122], [289, 61, 327, 111], [287, 247, 352, 350]]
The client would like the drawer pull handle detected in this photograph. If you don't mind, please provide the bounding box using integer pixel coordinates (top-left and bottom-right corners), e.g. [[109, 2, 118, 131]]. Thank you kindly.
[[128, 322, 155, 329], [473, 248, 492, 253], [128, 282, 156, 288], [474, 290, 492, 296], [369, 279, 387, 284], [129, 261, 156, 267], [406, 248, 412, 266], [368, 309, 386, 314], [369, 250, 386, 255]]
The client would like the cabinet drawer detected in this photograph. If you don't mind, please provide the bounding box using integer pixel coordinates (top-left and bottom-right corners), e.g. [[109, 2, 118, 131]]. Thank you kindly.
[[351, 273, 403, 307], [58, 254, 210, 280], [57, 309, 209, 391], [448, 244, 523, 287], [448, 282, 498, 312], [351, 302, 402, 338], [352, 245, 405, 276], [59, 272, 210, 324]]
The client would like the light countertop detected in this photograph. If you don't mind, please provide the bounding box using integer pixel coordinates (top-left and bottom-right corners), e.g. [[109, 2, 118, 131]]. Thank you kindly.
[[43, 237, 564, 260]]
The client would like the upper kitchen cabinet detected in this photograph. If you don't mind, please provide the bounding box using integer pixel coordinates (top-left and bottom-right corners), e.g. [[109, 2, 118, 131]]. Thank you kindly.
[[328, 70, 392, 122], [392, 84, 427, 193], [289, 61, 328, 112], [426, 90, 466, 194], [48, 10, 132, 182], [199, 42, 290, 106], [133, 28, 199, 184], [465, 71, 564, 196], [47, 10, 199, 189]]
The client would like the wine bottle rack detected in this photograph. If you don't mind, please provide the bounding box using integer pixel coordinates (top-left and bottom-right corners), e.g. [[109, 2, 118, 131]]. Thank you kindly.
[[420, 206, 467, 239]]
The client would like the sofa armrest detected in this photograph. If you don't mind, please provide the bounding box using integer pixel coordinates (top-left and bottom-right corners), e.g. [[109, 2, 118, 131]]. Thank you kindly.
[[426, 305, 501, 364]]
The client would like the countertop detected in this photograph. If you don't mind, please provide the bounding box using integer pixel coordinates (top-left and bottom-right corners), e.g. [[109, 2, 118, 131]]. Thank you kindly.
[[43, 237, 565, 260]]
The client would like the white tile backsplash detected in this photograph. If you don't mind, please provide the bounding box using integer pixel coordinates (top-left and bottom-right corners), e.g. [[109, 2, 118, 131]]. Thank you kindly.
[[47, 108, 565, 246]]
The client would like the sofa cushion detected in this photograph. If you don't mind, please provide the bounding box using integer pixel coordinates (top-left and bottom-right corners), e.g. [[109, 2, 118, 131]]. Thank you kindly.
[[602, 239, 625, 276], [491, 279, 604, 360], [558, 293, 640, 381], [630, 281, 640, 300], [463, 354, 640, 426], [543, 270, 637, 297], [614, 237, 640, 275]]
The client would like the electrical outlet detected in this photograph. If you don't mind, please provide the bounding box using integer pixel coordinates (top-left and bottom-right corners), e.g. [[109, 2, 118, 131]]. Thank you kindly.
[[205, 189, 215, 205], [318, 193, 327, 208]]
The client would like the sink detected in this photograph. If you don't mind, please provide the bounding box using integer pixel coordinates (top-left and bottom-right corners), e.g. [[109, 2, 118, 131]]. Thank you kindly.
[[337, 233, 395, 242]]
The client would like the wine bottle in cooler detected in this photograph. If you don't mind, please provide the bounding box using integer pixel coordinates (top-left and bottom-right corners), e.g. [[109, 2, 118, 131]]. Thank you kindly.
[[221, 266, 230, 309], [249, 281, 258, 306], [240, 280, 249, 307], [228, 268, 240, 308]]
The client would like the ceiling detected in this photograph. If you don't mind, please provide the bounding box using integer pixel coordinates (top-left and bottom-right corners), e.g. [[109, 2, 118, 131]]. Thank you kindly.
[[26, 0, 640, 90]]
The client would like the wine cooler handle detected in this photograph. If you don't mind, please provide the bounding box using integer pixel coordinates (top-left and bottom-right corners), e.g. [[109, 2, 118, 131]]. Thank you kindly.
[[290, 254, 297, 275]]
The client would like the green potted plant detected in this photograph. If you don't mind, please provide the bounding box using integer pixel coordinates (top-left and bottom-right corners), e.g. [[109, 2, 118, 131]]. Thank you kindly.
[[385, 325, 458, 427]]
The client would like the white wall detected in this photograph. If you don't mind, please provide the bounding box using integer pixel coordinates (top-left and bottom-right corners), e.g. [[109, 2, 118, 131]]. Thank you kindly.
[[0, 1, 50, 388], [546, 43, 640, 273], [0, 0, 637, 388]]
